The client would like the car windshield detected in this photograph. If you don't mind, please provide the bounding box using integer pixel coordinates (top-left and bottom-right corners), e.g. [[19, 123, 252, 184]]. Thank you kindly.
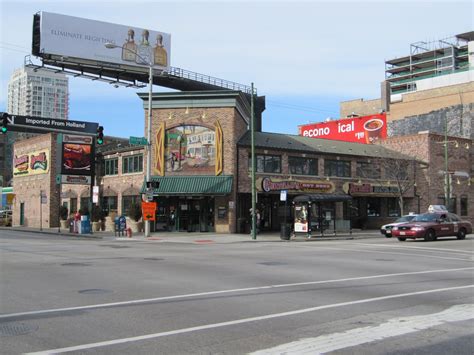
[[395, 215, 416, 223], [412, 213, 440, 222]]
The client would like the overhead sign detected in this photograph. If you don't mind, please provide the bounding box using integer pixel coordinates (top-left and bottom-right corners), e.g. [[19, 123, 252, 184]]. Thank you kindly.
[[142, 202, 157, 221], [36, 12, 171, 71], [3, 113, 98, 135], [129, 136, 148, 146], [298, 113, 387, 144], [13, 149, 50, 177]]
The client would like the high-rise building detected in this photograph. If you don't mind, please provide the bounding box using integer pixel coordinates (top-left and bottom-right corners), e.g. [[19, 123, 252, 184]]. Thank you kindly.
[[1, 67, 69, 186]]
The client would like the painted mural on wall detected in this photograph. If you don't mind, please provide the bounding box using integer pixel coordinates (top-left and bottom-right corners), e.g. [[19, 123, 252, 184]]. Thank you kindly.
[[13, 149, 50, 176], [165, 125, 215, 173]]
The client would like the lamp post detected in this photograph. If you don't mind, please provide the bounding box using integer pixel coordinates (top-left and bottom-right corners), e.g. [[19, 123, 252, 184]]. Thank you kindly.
[[105, 42, 153, 238]]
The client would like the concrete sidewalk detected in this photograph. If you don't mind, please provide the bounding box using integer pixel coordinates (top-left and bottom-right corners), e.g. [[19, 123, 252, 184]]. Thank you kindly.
[[0, 226, 382, 243]]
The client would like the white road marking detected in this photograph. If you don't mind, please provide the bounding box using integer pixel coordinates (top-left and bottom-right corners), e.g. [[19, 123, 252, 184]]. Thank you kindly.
[[356, 242, 474, 255], [250, 303, 474, 355], [25, 285, 474, 354], [2, 267, 473, 319]]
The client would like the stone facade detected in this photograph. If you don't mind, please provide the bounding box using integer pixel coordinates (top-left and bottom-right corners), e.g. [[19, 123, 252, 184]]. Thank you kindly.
[[12, 133, 60, 228]]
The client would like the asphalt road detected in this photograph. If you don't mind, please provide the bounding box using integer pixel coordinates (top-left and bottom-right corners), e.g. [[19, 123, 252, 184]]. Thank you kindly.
[[1, 230, 473, 354]]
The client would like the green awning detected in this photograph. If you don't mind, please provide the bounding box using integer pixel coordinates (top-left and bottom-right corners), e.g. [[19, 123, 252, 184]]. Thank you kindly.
[[141, 175, 233, 195]]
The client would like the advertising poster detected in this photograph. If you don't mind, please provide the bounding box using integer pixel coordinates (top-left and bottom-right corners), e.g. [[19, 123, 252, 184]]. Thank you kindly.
[[39, 12, 171, 71], [61, 135, 93, 176], [294, 205, 308, 233], [298, 113, 387, 144], [13, 149, 50, 176]]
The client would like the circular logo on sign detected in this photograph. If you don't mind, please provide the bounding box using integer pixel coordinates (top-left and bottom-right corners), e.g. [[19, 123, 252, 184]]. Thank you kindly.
[[262, 177, 271, 192]]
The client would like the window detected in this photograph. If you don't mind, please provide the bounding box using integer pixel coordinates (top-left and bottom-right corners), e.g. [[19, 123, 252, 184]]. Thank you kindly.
[[249, 154, 281, 173], [289, 156, 318, 175], [460, 196, 468, 216], [123, 154, 143, 174], [70, 198, 77, 214], [324, 159, 351, 177], [356, 161, 381, 179], [80, 197, 89, 212], [367, 198, 381, 217], [104, 158, 118, 175], [387, 198, 400, 217], [101, 196, 118, 217], [438, 195, 457, 214], [122, 195, 141, 216]]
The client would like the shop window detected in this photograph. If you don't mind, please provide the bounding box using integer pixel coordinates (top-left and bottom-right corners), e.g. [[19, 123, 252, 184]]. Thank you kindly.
[[460, 196, 468, 216], [123, 154, 143, 174], [387, 198, 400, 217], [289, 156, 318, 176], [101, 196, 118, 216], [367, 198, 381, 217], [80, 197, 89, 211], [324, 159, 351, 177], [356, 161, 381, 179], [438, 195, 457, 214], [70, 198, 77, 213], [122, 195, 141, 216], [249, 154, 281, 173], [104, 158, 118, 175]]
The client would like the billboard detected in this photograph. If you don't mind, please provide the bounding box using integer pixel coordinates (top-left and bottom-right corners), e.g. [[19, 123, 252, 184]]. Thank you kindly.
[[13, 149, 50, 177], [298, 114, 387, 144], [37, 12, 171, 71], [61, 135, 93, 176]]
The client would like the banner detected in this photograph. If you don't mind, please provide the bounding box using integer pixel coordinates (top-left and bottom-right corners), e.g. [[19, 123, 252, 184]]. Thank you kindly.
[[298, 114, 387, 144], [13, 149, 50, 176]]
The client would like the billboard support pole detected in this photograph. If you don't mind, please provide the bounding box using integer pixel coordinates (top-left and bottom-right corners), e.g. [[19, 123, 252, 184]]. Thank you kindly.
[[251, 83, 256, 240], [89, 137, 96, 235], [145, 63, 153, 238]]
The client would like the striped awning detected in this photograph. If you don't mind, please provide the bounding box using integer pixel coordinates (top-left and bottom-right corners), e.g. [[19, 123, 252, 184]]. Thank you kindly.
[[141, 175, 233, 195]]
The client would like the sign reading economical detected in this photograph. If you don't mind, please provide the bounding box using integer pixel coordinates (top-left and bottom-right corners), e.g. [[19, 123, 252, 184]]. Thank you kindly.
[[142, 202, 157, 221], [298, 114, 387, 144], [37, 12, 171, 71], [13, 149, 50, 176], [259, 177, 334, 193]]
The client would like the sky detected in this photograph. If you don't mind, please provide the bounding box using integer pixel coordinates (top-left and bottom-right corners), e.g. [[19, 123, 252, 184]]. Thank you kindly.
[[0, 0, 472, 138]]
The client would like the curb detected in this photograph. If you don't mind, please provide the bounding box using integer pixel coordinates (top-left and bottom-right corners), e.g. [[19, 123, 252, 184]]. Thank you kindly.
[[0, 227, 104, 239]]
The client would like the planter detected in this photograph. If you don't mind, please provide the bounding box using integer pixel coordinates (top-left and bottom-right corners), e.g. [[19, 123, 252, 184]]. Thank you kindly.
[[92, 221, 101, 232], [60, 220, 69, 230], [105, 216, 116, 232], [129, 220, 139, 233]]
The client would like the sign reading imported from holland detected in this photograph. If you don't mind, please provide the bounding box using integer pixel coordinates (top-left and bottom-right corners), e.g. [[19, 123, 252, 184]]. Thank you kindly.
[[298, 113, 387, 144], [13, 149, 50, 176], [38, 12, 171, 71]]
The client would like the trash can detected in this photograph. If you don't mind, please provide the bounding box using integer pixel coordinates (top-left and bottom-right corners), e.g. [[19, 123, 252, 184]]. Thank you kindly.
[[280, 223, 291, 240]]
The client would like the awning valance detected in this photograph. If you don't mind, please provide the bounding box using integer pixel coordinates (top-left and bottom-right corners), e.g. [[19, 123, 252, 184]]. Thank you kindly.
[[141, 175, 233, 195]]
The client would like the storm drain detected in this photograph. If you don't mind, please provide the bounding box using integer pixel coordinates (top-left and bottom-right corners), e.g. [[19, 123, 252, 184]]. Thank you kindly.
[[99, 245, 130, 249], [61, 262, 91, 267], [78, 289, 113, 295], [375, 259, 395, 262], [258, 261, 288, 266], [0, 323, 38, 336], [143, 257, 164, 261]]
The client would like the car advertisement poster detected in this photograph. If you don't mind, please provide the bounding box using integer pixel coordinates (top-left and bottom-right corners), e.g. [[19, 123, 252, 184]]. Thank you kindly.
[[298, 113, 387, 144]]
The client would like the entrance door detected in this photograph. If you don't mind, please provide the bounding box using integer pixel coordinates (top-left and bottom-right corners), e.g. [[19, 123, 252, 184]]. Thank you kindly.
[[20, 202, 25, 226]]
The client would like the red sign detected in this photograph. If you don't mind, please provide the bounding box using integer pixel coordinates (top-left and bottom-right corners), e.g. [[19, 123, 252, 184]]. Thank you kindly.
[[298, 114, 387, 144]]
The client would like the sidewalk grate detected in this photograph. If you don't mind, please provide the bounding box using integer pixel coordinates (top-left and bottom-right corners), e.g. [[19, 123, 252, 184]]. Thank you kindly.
[[0, 322, 38, 336]]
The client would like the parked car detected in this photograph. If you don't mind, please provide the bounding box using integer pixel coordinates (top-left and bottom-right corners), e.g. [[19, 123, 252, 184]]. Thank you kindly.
[[380, 214, 418, 238], [0, 210, 12, 227], [391, 212, 472, 241]]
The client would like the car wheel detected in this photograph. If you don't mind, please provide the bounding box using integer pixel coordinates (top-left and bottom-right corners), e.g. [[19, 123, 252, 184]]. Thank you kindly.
[[397, 237, 406, 242], [424, 229, 436, 242], [457, 228, 466, 240]]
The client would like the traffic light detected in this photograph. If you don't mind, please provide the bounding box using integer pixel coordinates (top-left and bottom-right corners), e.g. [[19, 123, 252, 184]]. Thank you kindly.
[[1, 112, 9, 134], [97, 126, 104, 145]]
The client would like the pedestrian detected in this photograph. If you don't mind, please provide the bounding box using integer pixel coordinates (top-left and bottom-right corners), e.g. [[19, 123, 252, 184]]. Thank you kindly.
[[256, 209, 261, 234]]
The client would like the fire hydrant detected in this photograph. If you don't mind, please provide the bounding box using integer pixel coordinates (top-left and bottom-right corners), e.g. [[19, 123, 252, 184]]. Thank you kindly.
[[126, 227, 132, 238]]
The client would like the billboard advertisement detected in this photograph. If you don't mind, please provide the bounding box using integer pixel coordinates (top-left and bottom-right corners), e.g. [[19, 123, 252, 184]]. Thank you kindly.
[[298, 114, 387, 144], [38, 12, 171, 70], [61, 135, 93, 176], [13, 149, 50, 177]]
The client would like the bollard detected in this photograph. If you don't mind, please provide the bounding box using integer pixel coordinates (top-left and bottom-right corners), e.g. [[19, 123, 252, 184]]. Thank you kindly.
[[126, 227, 132, 238]]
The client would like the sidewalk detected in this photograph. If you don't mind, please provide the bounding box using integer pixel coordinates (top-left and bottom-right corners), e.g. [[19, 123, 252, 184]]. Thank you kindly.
[[1, 226, 382, 243]]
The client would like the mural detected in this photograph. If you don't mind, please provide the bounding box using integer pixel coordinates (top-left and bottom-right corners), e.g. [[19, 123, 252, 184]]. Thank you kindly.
[[165, 125, 215, 173]]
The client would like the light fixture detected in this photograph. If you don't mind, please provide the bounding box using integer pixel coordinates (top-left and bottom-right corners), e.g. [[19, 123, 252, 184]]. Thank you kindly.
[[465, 143, 470, 149], [454, 141, 459, 148], [185, 107, 189, 114], [456, 178, 460, 185], [201, 111, 206, 119], [358, 179, 362, 184], [326, 176, 330, 181], [168, 112, 174, 120]]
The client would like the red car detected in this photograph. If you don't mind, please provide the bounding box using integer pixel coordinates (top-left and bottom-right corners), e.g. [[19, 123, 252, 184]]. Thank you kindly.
[[391, 212, 472, 242]]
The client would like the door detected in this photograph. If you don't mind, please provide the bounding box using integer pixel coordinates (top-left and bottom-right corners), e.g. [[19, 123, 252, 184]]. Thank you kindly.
[[20, 202, 25, 226]]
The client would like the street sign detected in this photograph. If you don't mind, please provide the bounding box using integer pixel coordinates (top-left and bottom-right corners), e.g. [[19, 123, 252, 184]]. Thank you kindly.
[[129, 136, 148, 146], [93, 186, 99, 204], [40, 191, 47, 204], [142, 202, 157, 221]]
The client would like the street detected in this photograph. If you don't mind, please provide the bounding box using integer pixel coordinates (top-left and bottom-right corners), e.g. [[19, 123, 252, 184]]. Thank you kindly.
[[0, 231, 473, 354]]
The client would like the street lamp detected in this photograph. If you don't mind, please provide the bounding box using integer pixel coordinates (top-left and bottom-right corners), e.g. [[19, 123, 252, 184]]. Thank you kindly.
[[105, 42, 153, 238]]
